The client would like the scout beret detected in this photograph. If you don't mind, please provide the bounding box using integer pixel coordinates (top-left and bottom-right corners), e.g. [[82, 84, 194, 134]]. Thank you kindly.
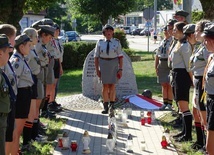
[[201, 23, 214, 37], [53, 23, 60, 29], [175, 10, 189, 17], [162, 25, 167, 31], [41, 18, 54, 26], [102, 24, 114, 33], [15, 34, 32, 47], [31, 20, 44, 30], [39, 25, 56, 36], [183, 24, 195, 34], [0, 34, 13, 48], [167, 19, 177, 26]]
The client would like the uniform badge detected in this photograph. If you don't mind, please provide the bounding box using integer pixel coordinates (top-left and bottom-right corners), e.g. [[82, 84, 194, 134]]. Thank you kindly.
[[25, 57, 29, 61], [14, 63, 19, 69], [15, 58, 19, 62]]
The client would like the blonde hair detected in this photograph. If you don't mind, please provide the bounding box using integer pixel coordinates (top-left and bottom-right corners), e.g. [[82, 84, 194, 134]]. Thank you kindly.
[[22, 27, 37, 40]]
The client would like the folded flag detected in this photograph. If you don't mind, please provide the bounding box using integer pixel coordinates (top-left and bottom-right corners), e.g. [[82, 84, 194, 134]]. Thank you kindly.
[[124, 94, 162, 110]]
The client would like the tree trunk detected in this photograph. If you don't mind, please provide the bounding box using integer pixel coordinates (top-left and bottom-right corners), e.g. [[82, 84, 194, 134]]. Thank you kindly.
[[200, 0, 214, 21], [0, 1, 12, 23], [7, 0, 26, 34]]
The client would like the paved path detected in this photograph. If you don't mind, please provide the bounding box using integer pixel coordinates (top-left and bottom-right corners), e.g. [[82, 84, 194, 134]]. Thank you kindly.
[[53, 106, 178, 155]]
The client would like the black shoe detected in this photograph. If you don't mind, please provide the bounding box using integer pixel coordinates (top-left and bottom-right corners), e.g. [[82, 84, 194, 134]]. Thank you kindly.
[[53, 101, 62, 107], [48, 103, 62, 112], [172, 132, 184, 139], [190, 141, 203, 150], [175, 136, 192, 142], [101, 110, 108, 114]]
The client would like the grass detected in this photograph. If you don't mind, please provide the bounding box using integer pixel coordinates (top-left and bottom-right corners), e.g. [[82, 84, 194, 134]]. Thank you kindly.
[[21, 117, 67, 155]]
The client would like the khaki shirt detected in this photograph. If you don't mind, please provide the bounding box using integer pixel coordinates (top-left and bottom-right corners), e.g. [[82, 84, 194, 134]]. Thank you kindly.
[[10, 51, 34, 88], [46, 39, 57, 58], [94, 38, 123, 58], [25, 49, 41, 75], [35, 40, 49, 67], [168, 41, 192, 72], [0, 69, 10, 113]]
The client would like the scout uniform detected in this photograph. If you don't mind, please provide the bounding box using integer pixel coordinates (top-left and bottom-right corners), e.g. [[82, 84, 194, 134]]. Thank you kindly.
[[25, 48, 41, 99], [94, 24, 123, 114], [35, 25, 55, 100], [186, 24, 209, 112], [0, 34, 14, 155], [168, 24, 193, 142], [202, 24, 214, 131], [156, 34, 172, 84], [10, 34, 34, 119]]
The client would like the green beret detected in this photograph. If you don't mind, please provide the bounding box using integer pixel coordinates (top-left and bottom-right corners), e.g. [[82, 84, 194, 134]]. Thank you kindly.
[[41, 18, 54, 26], [175, 10, 189, 17], [39, 25, 56, 36], [201, 23, 214, 37], [102, 24, 114, 33], [31, 20, 44, 30], [15, 34, 32, 47], [0, 34, 13, 48], [167, 19, 177, 26], [183, 24, 195, 34]]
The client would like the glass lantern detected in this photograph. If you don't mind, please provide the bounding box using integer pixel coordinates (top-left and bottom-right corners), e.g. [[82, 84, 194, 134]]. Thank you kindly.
[[70, 140, 78, 151], [106, 132, 115, 153], [62, 137, 69, 149], [126, 134, 133, 153], [141, 140, 146, 151], [126, 108, 132, 118], [122, 111, 128, 125]]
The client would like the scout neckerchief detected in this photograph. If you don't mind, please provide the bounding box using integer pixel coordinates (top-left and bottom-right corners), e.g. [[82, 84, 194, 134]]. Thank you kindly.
[[1, 69, 16, 103], [201, 55, 213, 103]]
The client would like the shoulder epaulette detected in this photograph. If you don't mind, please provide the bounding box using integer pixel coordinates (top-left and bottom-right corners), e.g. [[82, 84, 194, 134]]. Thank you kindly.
[[99, 39, 104, 41]]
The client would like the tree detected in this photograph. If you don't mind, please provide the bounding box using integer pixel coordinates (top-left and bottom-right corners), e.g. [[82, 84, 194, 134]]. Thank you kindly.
[[199, 0, 214, 20], [0, 0, 61, 33], [134, 0, 173, 11], [67, 0, 135, 25]]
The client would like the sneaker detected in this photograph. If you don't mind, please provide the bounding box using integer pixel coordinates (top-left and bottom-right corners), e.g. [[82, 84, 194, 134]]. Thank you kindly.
[[159, 104, 168, 110], [167, 104, 173, 110], [39, 122, 48, 130], [190, 141, 203, 150], [172, 132, 184, 139], [35, 134, 48, 142], [53, 101, 62, 107], [48, 103, 62, 112], [175, 136, 192, 142]]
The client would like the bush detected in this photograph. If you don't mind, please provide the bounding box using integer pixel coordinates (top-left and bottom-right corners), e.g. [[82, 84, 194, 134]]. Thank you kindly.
[[62, 41, 96, 69], [123, 48, 136, 57], [114, 28, 129, 48], [192, 11, 204, 23]]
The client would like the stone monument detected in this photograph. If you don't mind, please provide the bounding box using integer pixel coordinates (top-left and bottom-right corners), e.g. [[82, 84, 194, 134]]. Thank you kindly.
[[82, 49, 138, 100]]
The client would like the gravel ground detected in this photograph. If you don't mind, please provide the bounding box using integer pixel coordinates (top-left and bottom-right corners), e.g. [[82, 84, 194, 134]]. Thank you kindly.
[[56, 94, 162, 111], [56, 94, 103, 110]]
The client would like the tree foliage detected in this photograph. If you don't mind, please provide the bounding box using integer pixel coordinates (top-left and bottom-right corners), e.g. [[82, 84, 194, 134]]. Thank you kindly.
[[0, 0, 61, 33], [134, 0, 173, 11], [67, 0, 135, 25], [192, 11, 204, 23], [199, 0, 214, 20]]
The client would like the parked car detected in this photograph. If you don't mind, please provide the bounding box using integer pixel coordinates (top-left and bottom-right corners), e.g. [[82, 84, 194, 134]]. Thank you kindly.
[[58, 30, 68, 43], [131, 28, 143, 35], [66, 31, 81, 42], [122, 26, 131, 34], [140, 28, 152, 36]]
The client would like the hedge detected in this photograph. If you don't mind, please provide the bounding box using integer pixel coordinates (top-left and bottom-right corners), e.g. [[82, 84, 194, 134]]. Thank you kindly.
[[62, 41, 96, 69]]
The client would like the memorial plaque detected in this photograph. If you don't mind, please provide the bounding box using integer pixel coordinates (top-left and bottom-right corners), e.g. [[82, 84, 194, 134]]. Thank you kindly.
[[82, 49, 138, 99]]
